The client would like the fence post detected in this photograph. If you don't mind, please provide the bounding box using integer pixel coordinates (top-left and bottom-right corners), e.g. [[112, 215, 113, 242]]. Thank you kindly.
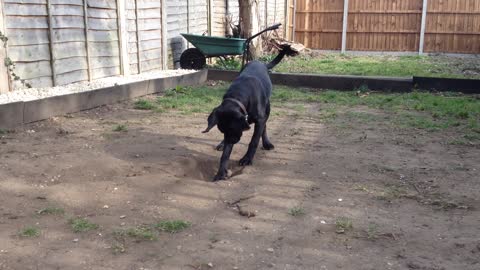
[[292, 0, 296, 42], [0, 0, 10, 92], [341, 0, 349, 53], [419, 0, 428, 55], [117, 0, 129, 75], [46, 0, 57, 86], [83, 0, 92, 81], [208, 0, 213, 35], [161, 0, 167, 69], [134, 0, 141, 73]]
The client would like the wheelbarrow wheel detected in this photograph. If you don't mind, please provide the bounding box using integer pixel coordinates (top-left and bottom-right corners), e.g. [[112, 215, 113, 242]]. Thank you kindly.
[[180, 48, 206, 70]]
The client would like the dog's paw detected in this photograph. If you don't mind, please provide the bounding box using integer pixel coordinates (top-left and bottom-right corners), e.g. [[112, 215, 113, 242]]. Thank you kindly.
[[213, 174, 227, 181], [262, 142, 275, 150], [215, 143, 224, 151], [239, 156, 253, 166]]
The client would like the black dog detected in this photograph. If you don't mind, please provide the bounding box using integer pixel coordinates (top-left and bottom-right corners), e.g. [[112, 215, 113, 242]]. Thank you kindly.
[[203, 47, 294, 181]]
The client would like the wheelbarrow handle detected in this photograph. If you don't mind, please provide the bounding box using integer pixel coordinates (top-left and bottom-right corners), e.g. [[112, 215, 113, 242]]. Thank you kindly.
[[265, 23, 282, 31], [245, 23, 282, 43]]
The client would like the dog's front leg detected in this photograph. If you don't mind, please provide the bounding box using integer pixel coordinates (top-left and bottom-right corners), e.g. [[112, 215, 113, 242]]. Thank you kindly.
[[239, 120, 265, 166], [214, 143, 233, 181]]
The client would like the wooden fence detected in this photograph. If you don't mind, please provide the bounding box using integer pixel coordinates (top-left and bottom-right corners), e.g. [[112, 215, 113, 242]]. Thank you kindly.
[[0, 0, 288, 92], [288, 0, 480, 54]]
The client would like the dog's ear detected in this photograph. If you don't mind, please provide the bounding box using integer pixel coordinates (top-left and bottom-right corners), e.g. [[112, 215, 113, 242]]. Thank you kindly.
[[202, 106, 219, 133]]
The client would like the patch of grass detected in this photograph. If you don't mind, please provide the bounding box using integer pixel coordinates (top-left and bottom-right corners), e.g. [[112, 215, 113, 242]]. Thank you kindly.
[[156, 85, 224, 114], [115, 226, 158, 241], [288, 206, 306, 217], [19, 226, 40, 237], [275, 54, 480, 79], [366, 223, 379, 240], [37, 206, 65, 216], [111, 243, 126, 254], [134, 99, 156, 110], [69, 217, 98, 233], [376, 185, 409, 201], [153, 83, 479, 135], [335, 217, 353, 234], [154, 220, 191, 233], [113, 124, 128, 132]]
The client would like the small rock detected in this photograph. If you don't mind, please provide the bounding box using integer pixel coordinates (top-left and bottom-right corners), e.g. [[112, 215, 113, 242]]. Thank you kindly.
[[119, 215, 126, 219], [73, 238, 79, 243], [233, 267, 239, 270], [338, 198, 343, 202], [320, 220, 326, 224], [207, 262, 213, 268], [103, 205, 109, 209], [176, 245, 182, 250], [267, 248, 274, 253], [120, 222, 126, 226]]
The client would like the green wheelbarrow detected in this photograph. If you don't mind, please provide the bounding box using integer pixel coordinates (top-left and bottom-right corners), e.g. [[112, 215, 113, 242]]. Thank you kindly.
[[180, 23, 282, 70]]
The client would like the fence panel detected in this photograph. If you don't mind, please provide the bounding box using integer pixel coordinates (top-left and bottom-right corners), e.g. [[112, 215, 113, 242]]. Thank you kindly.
[[347, 0, 423, 52], [295, 0, 344, 50], [425, 0, 480, 53], [4, 0, 54, 88]]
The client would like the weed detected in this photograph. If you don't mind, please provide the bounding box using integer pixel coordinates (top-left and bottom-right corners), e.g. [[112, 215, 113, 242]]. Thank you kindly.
[[115, 226, 157, 241], [366, 223, 379, 239], [208, 57, 241, 70], [335, 217, 353, 234], [288, 207, 306, 217], [376, 185, 409, 201], [19, 226, 40, 237], [111, 243, 126, 254], [155, 220, 191, 233], [134, 99, 156, 110], [37, 206, 65, 216], [113, 124, 128, 132], [69, 217, 98, 233]]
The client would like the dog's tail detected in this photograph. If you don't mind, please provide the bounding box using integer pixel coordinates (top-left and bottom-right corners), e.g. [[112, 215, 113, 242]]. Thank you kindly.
[[266, 45, 297, 70]]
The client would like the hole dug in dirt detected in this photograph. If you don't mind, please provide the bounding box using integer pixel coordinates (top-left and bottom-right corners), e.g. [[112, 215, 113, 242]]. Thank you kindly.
[[171, 157, 244, 181]]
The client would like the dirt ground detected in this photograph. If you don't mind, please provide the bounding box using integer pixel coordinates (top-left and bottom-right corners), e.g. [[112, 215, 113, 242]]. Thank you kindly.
[[0, 94, 479, 270]]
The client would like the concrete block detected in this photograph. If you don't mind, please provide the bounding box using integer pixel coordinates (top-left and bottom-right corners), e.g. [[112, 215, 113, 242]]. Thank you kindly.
[[414, 76, 480, 94], [0, 101, 24, 129]]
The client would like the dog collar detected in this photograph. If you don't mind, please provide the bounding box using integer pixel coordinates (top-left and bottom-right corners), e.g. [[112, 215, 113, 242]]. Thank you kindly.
[[223, 98, 249, 121]]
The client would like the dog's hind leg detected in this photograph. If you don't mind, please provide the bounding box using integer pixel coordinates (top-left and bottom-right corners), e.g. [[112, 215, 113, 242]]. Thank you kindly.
[[215, 140, 225, 151], [262, 102, 274, 150]]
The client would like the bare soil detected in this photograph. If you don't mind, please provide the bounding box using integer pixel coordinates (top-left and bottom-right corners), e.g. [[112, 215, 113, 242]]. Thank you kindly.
[[0, 98, 479, 270]]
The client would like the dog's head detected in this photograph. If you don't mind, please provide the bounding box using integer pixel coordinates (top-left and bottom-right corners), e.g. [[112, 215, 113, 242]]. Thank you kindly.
[[202, 104, 250, 144]]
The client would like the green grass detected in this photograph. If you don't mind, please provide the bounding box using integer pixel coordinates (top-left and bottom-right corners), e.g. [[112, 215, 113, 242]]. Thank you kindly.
[[274, 54, 480, 79], [37, 206, 65, 216], [288, 206, 306, 217], [154, 83, 479, 138], [154, 220, 191, 233], [113, 124, 128, 132], [366, 223, 379, 240], [335, 217, 353, 234], [114, 226, 158, 241], [69, 217, 99, 233], [134, 99, 156, 110], [19, 226, 40, 237], [376, 185, 410, 201]]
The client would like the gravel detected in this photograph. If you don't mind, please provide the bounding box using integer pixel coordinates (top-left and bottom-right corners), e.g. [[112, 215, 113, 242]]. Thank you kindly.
[[0, 69, 196, 105]]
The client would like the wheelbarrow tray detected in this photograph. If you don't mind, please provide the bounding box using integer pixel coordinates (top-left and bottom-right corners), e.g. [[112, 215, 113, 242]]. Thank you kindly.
[[181, 33, 246, 57]]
